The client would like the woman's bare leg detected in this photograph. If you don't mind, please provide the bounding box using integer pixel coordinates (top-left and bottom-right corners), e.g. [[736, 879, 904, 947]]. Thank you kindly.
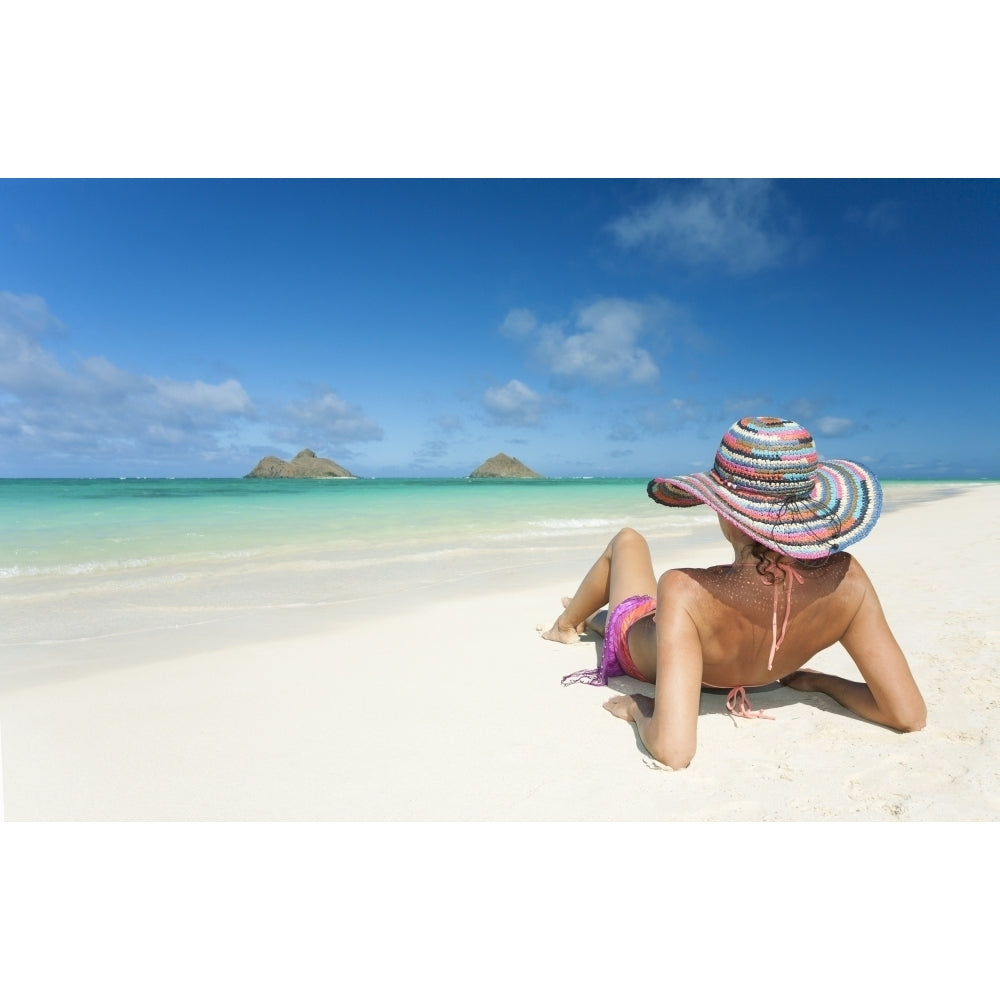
[[549, 597, 605, 636], [540, 528, 657, 644]]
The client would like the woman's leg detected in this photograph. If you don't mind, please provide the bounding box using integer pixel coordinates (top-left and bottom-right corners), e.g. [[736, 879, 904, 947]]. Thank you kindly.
[[540, 528, 657, 644]]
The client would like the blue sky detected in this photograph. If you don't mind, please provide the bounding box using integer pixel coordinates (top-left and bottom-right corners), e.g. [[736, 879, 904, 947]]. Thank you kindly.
[[1, 178, 997, 479]]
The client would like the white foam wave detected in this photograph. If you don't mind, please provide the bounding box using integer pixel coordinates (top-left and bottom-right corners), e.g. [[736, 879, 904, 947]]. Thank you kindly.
[[0, 549, 261, 579], [529, 517, 623, 530]]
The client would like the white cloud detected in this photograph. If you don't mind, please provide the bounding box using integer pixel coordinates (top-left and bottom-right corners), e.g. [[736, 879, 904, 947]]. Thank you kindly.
[[283, 389, 383, 443], [0, 318, 71, 396], [816, 416, 856, 437], [0, 292, 262, 470], [0, 292, 391, 473], [609, 398, 698, 441], [2, 295, 252, 409], [499, 308, 538, 337], [722, 395, 771, 418], [665, 397, 701, 422], [0, 290, 64, 336], [505, 297, 660, 386], [608, 418, 639, 442], [150, 376, 252, 415], [435, 414, 463, 432], [609, 180, 798, 274], [482, 379, 543, 426], [415, 438, 449, 461], [787, 397, 824, 420]]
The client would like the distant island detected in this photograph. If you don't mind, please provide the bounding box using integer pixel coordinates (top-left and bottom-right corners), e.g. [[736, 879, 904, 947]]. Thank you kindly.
[[244, 449, 355, 479], [469, 453, 542, 479]]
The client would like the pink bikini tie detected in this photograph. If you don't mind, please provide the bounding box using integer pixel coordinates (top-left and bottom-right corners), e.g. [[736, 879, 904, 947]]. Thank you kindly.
[[766, 564, 804, 672], [727, 564, 804, 721], [726, 685, 774, 720]]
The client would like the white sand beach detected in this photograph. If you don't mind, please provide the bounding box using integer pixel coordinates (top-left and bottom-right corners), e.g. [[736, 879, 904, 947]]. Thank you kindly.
[[2, 484, 998, 822]]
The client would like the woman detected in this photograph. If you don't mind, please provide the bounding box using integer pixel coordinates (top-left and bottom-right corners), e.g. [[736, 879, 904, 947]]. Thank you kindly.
[[541, 416, 926, 770]]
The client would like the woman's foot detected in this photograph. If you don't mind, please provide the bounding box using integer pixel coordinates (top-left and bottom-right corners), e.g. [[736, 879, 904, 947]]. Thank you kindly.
[[539, 598, 586, 643], [539, 598, 611, 643], [540, 612, 582, 644]]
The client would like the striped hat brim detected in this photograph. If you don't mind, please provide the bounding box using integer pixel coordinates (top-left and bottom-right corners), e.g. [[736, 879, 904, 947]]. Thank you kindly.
[[647, 459, 882, 559]]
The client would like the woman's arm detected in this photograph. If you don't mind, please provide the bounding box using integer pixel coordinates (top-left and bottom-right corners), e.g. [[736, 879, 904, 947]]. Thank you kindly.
[[780, 669, 924, 730], [604, 570, 704, 768], [784, 563, 926, 732]]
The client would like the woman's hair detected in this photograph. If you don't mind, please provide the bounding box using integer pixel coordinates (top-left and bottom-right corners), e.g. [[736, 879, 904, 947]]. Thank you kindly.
[[749, 542, 785, 584], [749, 541, 830, 581]]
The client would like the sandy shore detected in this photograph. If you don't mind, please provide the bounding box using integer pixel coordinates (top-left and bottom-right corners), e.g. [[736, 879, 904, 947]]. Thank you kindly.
[[1, 484, 998, 821]]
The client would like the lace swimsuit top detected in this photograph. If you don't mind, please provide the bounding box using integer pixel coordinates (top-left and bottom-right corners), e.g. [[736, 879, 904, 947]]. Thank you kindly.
[[725, 561, 805, 720]]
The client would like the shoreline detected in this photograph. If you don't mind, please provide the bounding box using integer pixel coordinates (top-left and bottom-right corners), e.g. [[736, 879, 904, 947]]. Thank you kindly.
[[1, 483, 998, 820], [1, 480, 977, 649]]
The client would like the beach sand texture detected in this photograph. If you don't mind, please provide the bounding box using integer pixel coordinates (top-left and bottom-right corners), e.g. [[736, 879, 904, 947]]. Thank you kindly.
[[1, 484, 997, 821]]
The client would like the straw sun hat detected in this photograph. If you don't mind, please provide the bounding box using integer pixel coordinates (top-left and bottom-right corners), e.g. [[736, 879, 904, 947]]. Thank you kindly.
[[647, 416, 882, 560]]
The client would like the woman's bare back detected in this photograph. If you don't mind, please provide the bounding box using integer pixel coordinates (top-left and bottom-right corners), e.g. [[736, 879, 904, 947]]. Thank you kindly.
[[673, 552, 860, 689]]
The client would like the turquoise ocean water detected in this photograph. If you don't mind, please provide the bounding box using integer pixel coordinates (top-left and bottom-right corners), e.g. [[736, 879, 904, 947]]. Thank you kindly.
[[1, 477, 716, 651], [3, 477, 706, 579], [0, 476, 977, 653]]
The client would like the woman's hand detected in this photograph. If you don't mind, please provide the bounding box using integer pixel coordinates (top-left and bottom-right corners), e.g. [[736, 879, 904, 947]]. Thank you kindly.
[[603, 693, 654, 721], [779, 667, 825, 692]]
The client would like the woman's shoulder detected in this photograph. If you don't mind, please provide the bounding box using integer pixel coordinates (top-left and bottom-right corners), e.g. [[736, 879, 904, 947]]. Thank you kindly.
[[793, 550, 858, 578], [658, 566, 704, 591], [656, 567, 715, 611], [799, 552, 876, 619], [832, 551, 870, 587], [795, 551, 866, 597]]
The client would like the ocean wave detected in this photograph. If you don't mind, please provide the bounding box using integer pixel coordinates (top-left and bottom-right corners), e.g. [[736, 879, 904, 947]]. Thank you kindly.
[[483, 510, 714, 542], [530, 517, 625, 530], [0, 558, 153, 578], [0, 549, 261, 579], [485, 517, 625, 541]]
